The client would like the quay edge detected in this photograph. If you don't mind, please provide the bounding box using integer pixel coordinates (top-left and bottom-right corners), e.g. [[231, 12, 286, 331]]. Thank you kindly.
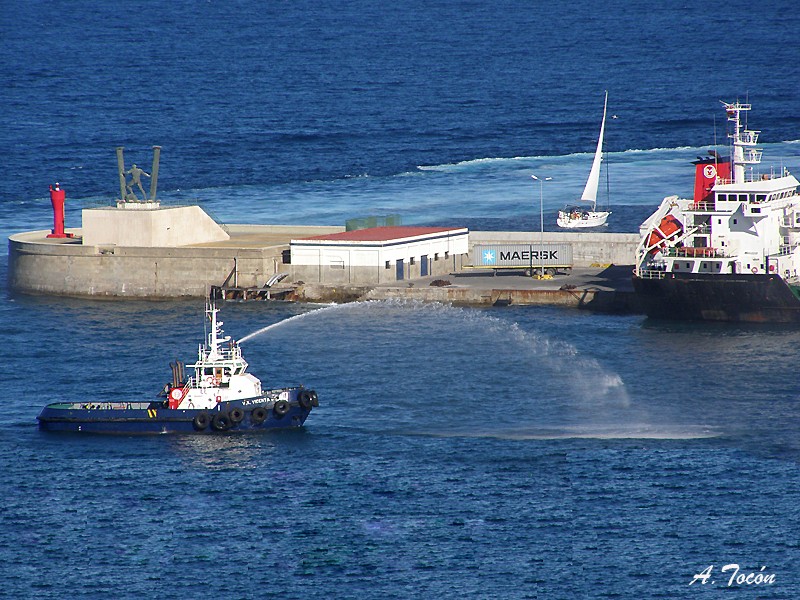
[[8, 222, 640, 312]]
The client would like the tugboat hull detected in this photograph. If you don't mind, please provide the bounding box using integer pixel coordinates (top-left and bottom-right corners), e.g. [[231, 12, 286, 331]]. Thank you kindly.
[[632, 272, 800, 322], [38, 397, 316, 434]]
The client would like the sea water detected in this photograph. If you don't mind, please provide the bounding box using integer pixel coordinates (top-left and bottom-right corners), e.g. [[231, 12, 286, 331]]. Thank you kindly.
[[2, 1, 800, 598]]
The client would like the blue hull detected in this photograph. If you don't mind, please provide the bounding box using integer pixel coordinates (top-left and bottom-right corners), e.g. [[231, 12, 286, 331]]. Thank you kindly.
[[38, 399, 314, 434]]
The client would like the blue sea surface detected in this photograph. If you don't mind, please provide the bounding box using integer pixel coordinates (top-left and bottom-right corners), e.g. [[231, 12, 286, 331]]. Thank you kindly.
[[2, 1, 800, 598]]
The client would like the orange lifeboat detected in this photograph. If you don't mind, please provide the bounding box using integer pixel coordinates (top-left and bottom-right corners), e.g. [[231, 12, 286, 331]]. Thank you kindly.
[[647, 215, 682, 250]]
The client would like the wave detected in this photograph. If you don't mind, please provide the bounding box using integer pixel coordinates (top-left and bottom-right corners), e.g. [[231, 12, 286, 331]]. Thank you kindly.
[[415, 140, 800, 174], [407, 426, 721, 441]]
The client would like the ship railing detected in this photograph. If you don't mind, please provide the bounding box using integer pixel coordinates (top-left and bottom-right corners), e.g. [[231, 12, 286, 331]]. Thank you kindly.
[[781, 215, 800, 228], [664, 247, 726, 259], [636, 268, 668, 280], [740, 130, 760, 145], [688, 201, 715, 212]]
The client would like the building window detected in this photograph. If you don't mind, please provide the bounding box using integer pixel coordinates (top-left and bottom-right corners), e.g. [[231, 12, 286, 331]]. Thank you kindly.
[[434, 253, 439, 261], [385, 261, 391, 269], [445, 251, 449, 259], [410, 257, 415, 265]]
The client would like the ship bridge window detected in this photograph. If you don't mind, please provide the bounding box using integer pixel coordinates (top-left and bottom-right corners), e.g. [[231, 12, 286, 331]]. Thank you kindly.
[[718, 194, 727, 201], [751, 207, 761, 213], [756, 194, 767, 202], [739, 194, 748, 202]]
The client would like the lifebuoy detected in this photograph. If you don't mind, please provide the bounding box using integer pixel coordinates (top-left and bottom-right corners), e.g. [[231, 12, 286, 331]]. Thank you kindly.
[[751, 267, 758, 274], [273, 399, 290, 418], [251, 407, 268, 425], [298, 391, 312, 410], [229, 407, 245, 424], [211, 412, 232, 431], [193, 412, 210, 431], [170, 388, 184, 401]]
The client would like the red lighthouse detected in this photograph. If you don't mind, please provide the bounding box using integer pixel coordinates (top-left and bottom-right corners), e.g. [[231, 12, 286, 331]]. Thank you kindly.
[[46, 182, 73, 238]]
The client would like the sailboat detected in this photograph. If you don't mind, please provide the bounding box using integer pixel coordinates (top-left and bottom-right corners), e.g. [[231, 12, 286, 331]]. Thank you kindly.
[[557, 91, 611, 228]]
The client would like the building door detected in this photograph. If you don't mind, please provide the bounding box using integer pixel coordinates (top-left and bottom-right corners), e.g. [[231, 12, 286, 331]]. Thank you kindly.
[[420, 255, 428, 276], [396, 259, 404, 280]]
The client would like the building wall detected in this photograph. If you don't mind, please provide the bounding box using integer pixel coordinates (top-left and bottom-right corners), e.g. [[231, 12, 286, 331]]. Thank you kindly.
[[290, 231, 469, 284]]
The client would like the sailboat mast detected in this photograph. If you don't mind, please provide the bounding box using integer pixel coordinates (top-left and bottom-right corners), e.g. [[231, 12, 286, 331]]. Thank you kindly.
[[580, 91, 608, 211]]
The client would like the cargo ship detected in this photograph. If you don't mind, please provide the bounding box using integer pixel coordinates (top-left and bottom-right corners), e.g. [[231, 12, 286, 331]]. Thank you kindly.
[[632, 101, 800, 322], [38, 302, 318, 433]]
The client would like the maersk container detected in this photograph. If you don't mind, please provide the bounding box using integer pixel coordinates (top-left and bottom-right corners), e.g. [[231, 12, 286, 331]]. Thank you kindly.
[[472, 243, 573, 269]]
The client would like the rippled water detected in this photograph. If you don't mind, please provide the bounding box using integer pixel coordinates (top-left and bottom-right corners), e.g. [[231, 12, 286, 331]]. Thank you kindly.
[[3, 0, 800, 596]]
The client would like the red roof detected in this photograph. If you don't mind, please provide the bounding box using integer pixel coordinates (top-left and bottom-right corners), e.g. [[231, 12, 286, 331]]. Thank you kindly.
[[303, 226, 464, 242]]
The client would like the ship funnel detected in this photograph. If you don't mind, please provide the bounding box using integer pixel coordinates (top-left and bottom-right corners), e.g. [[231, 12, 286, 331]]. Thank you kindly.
[[692, 156, 731, 203]]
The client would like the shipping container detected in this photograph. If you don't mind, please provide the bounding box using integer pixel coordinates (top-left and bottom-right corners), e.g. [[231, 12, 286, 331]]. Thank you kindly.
[[471, 243, 573, 273]]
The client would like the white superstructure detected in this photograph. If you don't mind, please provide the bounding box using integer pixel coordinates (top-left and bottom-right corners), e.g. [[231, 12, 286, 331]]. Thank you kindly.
[[167, 302, 277, 410], [635, 101, 800, 281]]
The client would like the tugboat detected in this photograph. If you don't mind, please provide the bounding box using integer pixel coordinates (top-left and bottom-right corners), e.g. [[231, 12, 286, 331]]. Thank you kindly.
[[632, 100, 800, 322], [38, 302, 319, 433]]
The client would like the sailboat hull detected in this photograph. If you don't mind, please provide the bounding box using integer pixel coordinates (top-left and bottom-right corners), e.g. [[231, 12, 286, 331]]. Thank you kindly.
[[556, 211, 610, 228]]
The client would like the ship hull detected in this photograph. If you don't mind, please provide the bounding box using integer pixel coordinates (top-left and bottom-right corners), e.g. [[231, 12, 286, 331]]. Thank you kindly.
[[632, 272, 800, 322], [37, 399, 314, 434]]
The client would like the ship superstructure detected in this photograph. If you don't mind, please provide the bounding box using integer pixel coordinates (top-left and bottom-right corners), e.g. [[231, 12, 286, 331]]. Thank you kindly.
[[632, 101, 800, 322]]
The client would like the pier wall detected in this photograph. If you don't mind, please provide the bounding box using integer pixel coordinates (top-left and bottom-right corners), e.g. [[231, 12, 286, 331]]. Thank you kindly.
[[8, 227, 639, 299], [7, 225, 342, 298]]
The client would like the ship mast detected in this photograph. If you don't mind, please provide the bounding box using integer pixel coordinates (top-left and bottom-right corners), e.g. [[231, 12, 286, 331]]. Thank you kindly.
[[724, 101, 762, 184]]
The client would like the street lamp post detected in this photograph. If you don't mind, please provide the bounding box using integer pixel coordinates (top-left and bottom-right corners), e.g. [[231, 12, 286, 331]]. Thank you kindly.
[[531, 175, 552, 278]]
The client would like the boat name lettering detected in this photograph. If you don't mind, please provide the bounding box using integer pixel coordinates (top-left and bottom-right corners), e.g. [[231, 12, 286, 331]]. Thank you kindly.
[[242, 399, 267, 406]]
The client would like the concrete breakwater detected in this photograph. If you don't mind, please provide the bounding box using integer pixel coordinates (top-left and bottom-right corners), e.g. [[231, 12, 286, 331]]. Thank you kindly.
[[8, 221, 641, 311], [290, 264, 641, 313]]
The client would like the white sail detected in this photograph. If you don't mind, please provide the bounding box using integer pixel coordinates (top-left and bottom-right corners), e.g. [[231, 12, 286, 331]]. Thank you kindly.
[[579, 90, 608, 210]]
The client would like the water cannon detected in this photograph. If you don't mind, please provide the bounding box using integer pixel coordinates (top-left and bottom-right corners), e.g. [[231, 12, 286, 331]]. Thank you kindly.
[[46, 182, 74, 238]]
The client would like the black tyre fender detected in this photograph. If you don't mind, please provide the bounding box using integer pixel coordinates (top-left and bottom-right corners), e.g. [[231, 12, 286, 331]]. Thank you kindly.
[[229, 407, 245, 424], [273, 399, 290, 418], [298, 390, 312, 410], [251, 406, 268, 425], [193, 412, 211, 431], [309, 391, 319, 407], [211, 412, 232, 431]]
